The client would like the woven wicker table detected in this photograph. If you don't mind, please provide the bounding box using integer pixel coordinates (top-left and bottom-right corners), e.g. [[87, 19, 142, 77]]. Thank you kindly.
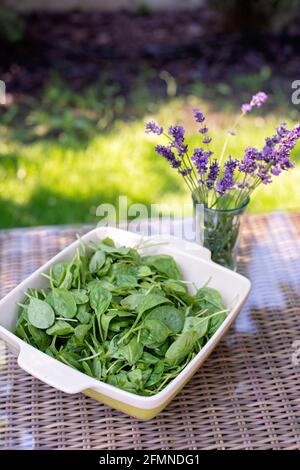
[[1, 213, 300, 450]]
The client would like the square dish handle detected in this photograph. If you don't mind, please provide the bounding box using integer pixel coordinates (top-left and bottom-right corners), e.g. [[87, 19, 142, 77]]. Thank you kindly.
[[0, 328, 95, 394], [18, 343, 97, 393]]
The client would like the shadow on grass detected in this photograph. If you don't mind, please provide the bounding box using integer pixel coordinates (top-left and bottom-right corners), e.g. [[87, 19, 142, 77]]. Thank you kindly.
[[0, 171, 183, 229], [2, 70, 297, 149]]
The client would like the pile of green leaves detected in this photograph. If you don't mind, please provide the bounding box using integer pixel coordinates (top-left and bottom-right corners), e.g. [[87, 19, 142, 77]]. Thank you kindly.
[[15, 237, 228, 396]]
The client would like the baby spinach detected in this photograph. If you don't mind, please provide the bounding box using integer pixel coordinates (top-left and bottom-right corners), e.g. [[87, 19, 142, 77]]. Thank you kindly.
[[165, 331, 198, 366], [92, 357, 102, 380], [107, 372, 138, 393], [146, 361, 164, 387], [51, 288, 77, 319], [140, 320, 170, 351], [183, 316, 209, 339], [15, 235, 228, 396], [74, 324, 92, 342], [46, 320, 74, 336], [142, 254, 181, 280], [76, 305, 91, 324], [89, 283, 112, 316], [146, 305, 185, 334], [50, 262, 68, 288], [27, 298, 55, 330], [195, 287, 225, 312], [101, 312, 117, 340], [109, 318, 131, 333], [140, 351, 160, 365], [208, 311, 227, 335], [118, 337, 143, 366], [121, 293, 143, 310], [89, 250, 106, 274], [163, 279, 188, 296], [71, 289, 89, 305], [28, 325, 51, 350], [137, 293, 170, 314]]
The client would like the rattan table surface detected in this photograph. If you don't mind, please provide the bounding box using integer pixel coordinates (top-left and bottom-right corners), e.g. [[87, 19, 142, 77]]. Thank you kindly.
[[0, 213, 300, 450]]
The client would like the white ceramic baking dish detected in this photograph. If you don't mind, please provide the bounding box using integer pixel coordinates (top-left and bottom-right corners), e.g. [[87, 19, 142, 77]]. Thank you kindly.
[[0, 226, 251, 420]]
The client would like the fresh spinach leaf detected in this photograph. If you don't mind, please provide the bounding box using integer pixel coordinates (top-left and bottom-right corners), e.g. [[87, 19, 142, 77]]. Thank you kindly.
[[50, 262, 68, 288], [137, 293, 170, 314], [46, 320, 74, 336], [27, 298, 55, 330], [100, 312, 117, 340], [51, 288, 77, 318], [141, 319, 170, 348], [146, 361, 164, 387], [121, 293, 143, 310], [183, 316, 209, 339], [208, 311, 227, 335], [28, 324, 51, 350], [165, 331, 198, 366], [76, 305, 92, 324], [146, 305, 185, 334], [74, 323, 92, 342], [163, 279, 188, 295], [89, 283, 112, 316], [109, 318, 131, 333], [142, 254, 181, 280], [89, 250, 106, 273], [107, 372, 137, 393], [71, 289, 89, 305], [118, 337, 143, 365]]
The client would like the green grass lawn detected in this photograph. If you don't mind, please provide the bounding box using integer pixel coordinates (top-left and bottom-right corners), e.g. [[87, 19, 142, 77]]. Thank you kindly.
[[0, 80, 299, 229]]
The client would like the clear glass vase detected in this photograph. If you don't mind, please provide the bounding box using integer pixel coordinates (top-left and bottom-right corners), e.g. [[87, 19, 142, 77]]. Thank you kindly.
[[193, 196, 250, 271]]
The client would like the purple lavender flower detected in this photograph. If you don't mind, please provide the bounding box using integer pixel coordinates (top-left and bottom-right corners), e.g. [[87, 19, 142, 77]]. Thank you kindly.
[[250, 92, 268, 108], [257, 164, 272, 185], [259, 123, 290, 164], [217, 157, 238, 194], [145, 104, 297, 208], [275, 123, 300, 170], [279, 155, 294, 170], [168, 125, 185, 146], [145, 120, 163, 135], [271, 167, 281, 176], [241, 103, 252, 114], [155, 144, 181, 168], [177, 144, 189, 157], [171, 160, 182, 168], [199, 127, 208, 134], [276, 122, 288, 139], [239, 147, 260, 174], [241, 91, 268, 114], [155, 144, 174, 159], [206, 159, 219, 189], [191, 148, 209, 175], [279, 123, 300, 151], [193, 108, 205, 123]]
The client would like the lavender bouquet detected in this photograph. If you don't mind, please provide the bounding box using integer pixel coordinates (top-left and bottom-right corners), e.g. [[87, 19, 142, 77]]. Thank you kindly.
[[146, 92, 300, 269]]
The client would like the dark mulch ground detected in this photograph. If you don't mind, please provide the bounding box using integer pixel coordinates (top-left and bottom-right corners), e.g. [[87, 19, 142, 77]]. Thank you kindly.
[[1, 8, 300, 97]]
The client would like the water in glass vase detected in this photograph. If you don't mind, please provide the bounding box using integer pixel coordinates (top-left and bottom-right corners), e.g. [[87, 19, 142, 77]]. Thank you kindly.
[[193, 195, 249, 271]]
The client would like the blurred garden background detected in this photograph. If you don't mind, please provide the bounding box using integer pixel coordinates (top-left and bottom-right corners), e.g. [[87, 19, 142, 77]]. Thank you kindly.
[[0, 0, 299, 229]]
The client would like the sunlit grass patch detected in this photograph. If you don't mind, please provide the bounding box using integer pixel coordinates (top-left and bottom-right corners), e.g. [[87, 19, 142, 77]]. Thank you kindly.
[[0, 81, 299, 229]]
